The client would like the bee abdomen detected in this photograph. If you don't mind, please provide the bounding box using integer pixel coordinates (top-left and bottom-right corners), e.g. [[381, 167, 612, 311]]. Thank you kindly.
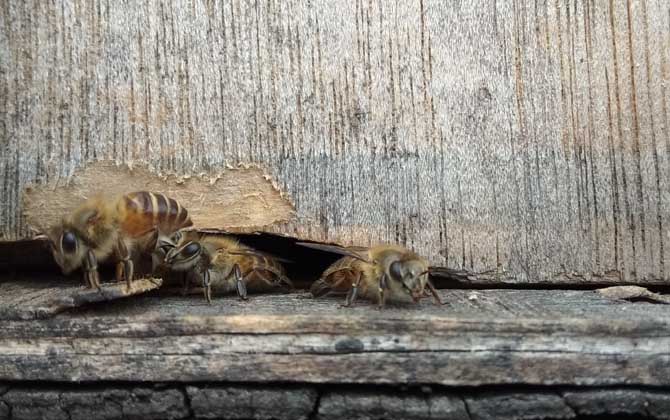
[[122, 191, 193, 236]]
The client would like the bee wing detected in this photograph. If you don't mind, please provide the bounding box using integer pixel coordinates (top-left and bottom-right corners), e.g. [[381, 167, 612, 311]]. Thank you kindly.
[[309, 259, 359, 297], [296, 242, 371, 263], [248, 263, 294, 289], [227, 249, 293, 264], [310, 278, 340, 297]]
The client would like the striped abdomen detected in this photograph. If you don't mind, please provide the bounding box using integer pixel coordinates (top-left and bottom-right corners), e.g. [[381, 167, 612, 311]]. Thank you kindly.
[[238, 252, 292, 291], [309, 256, 361, 297], [119, 191, 193, 237]]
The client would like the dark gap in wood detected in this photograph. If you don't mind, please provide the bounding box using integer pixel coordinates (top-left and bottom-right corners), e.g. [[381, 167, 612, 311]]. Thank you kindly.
[[0, 379, 667, 395], [229, 232, 343, 289], [2, 236, 670, 294]]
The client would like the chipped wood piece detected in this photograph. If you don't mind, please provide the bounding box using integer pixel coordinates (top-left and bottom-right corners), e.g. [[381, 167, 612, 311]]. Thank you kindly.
[[596, 286, 670, 304], [0, 289, 669, 386], [0, 276, 162, 320]]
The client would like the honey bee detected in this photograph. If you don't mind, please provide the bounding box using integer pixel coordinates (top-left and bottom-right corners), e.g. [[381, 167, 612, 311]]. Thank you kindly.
[[47, 191, 192, 289], [164, 234, 293, 303], [300, 243, 443, 308]]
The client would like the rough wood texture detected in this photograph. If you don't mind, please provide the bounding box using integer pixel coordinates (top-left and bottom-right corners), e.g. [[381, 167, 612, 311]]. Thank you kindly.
[[186, 386, 317, 420], [0, 276, 162, 320], [1, 1, 669, 287], [1, 384, 669, 420], [0, 288, 669, 386]]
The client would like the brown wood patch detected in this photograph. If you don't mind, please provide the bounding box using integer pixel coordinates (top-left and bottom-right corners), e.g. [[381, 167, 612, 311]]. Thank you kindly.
[[22, 161, 296, 236]]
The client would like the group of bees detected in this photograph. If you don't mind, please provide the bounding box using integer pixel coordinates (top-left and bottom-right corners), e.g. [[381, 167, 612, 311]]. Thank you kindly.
[[46, 191, 446, 308]]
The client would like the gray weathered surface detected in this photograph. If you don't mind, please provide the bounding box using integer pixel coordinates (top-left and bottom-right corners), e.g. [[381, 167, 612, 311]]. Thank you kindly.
[[0, 276, 162, 320], [316, 391, 469, 420], [562, 389, 670, 418], [1, 385, 669, 420], [0, 288, 669, 386], [465, 392, 575, 420], [1, 388, 188, 420], [186, 386, 317, 420], [1, 1, 669, 286]]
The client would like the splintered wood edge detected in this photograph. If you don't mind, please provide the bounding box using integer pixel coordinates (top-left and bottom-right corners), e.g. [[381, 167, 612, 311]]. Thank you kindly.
[[9, 278, 163, 320], [66, 277, 164, 306]]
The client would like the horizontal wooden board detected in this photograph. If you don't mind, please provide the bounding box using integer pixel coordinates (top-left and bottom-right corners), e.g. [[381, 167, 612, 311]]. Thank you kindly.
[[0, 288, 668, 386], [1, 384, 669, 420]]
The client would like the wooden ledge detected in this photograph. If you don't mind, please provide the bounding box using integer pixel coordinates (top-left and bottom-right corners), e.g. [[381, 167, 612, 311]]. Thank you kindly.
[[0, 279, 669, 387]]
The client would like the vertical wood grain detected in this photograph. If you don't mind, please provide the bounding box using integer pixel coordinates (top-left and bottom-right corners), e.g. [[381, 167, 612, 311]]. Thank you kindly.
[[1, 0, 668, 284]]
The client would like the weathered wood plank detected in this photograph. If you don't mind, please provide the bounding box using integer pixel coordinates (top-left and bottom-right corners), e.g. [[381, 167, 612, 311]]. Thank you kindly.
[[0, 276, 162, 320], [0, 289, 668, 386], [1, 1, 669, 286], [1, 384, 669, 420]]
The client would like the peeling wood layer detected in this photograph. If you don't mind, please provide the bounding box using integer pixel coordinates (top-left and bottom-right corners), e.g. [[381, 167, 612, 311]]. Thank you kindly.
[[0, 276, 162, 320], [22, 161, 296, 234], [1, 1, 669, 285]]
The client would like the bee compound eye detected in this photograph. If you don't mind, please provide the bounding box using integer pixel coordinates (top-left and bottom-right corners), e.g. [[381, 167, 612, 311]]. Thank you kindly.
[[389, 260, 404, 280], [61, 231, 77, 253], [182, 242, 201, 257]]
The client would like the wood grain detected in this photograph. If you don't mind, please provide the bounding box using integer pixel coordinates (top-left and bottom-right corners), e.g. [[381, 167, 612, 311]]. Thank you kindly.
[[1, 1, 669, 286], [0, 287, 669, 386]]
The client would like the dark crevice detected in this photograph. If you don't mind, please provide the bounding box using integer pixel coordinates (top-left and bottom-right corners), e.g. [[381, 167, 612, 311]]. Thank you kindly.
[[461, 395, 473, 420], [556, 390, 578, 418], [2, 236, 670, 294], [180, 385, 195, 420], [306, 388, 322, 420], [58, 392, 74, 420]]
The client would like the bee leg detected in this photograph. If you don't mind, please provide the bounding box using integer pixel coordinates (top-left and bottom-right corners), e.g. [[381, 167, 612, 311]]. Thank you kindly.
[[202, 269, 212, 304], [181, 272, 191, 295], [341, 272, 362, 308], [426, 279, 443, 305], [83, 250, 101, 290], [234, 264, 248, 301], [117, 238, 134, 290], [377, 274, 388, 310], [115, 261, 124, 283], [144, 227, 159, 251]]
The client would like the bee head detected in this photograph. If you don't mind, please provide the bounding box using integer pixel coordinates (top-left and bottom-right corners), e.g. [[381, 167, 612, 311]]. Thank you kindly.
[[388, 258, 429, 302], [47, 226, 90, 275], [164, 240, 203, 271]]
